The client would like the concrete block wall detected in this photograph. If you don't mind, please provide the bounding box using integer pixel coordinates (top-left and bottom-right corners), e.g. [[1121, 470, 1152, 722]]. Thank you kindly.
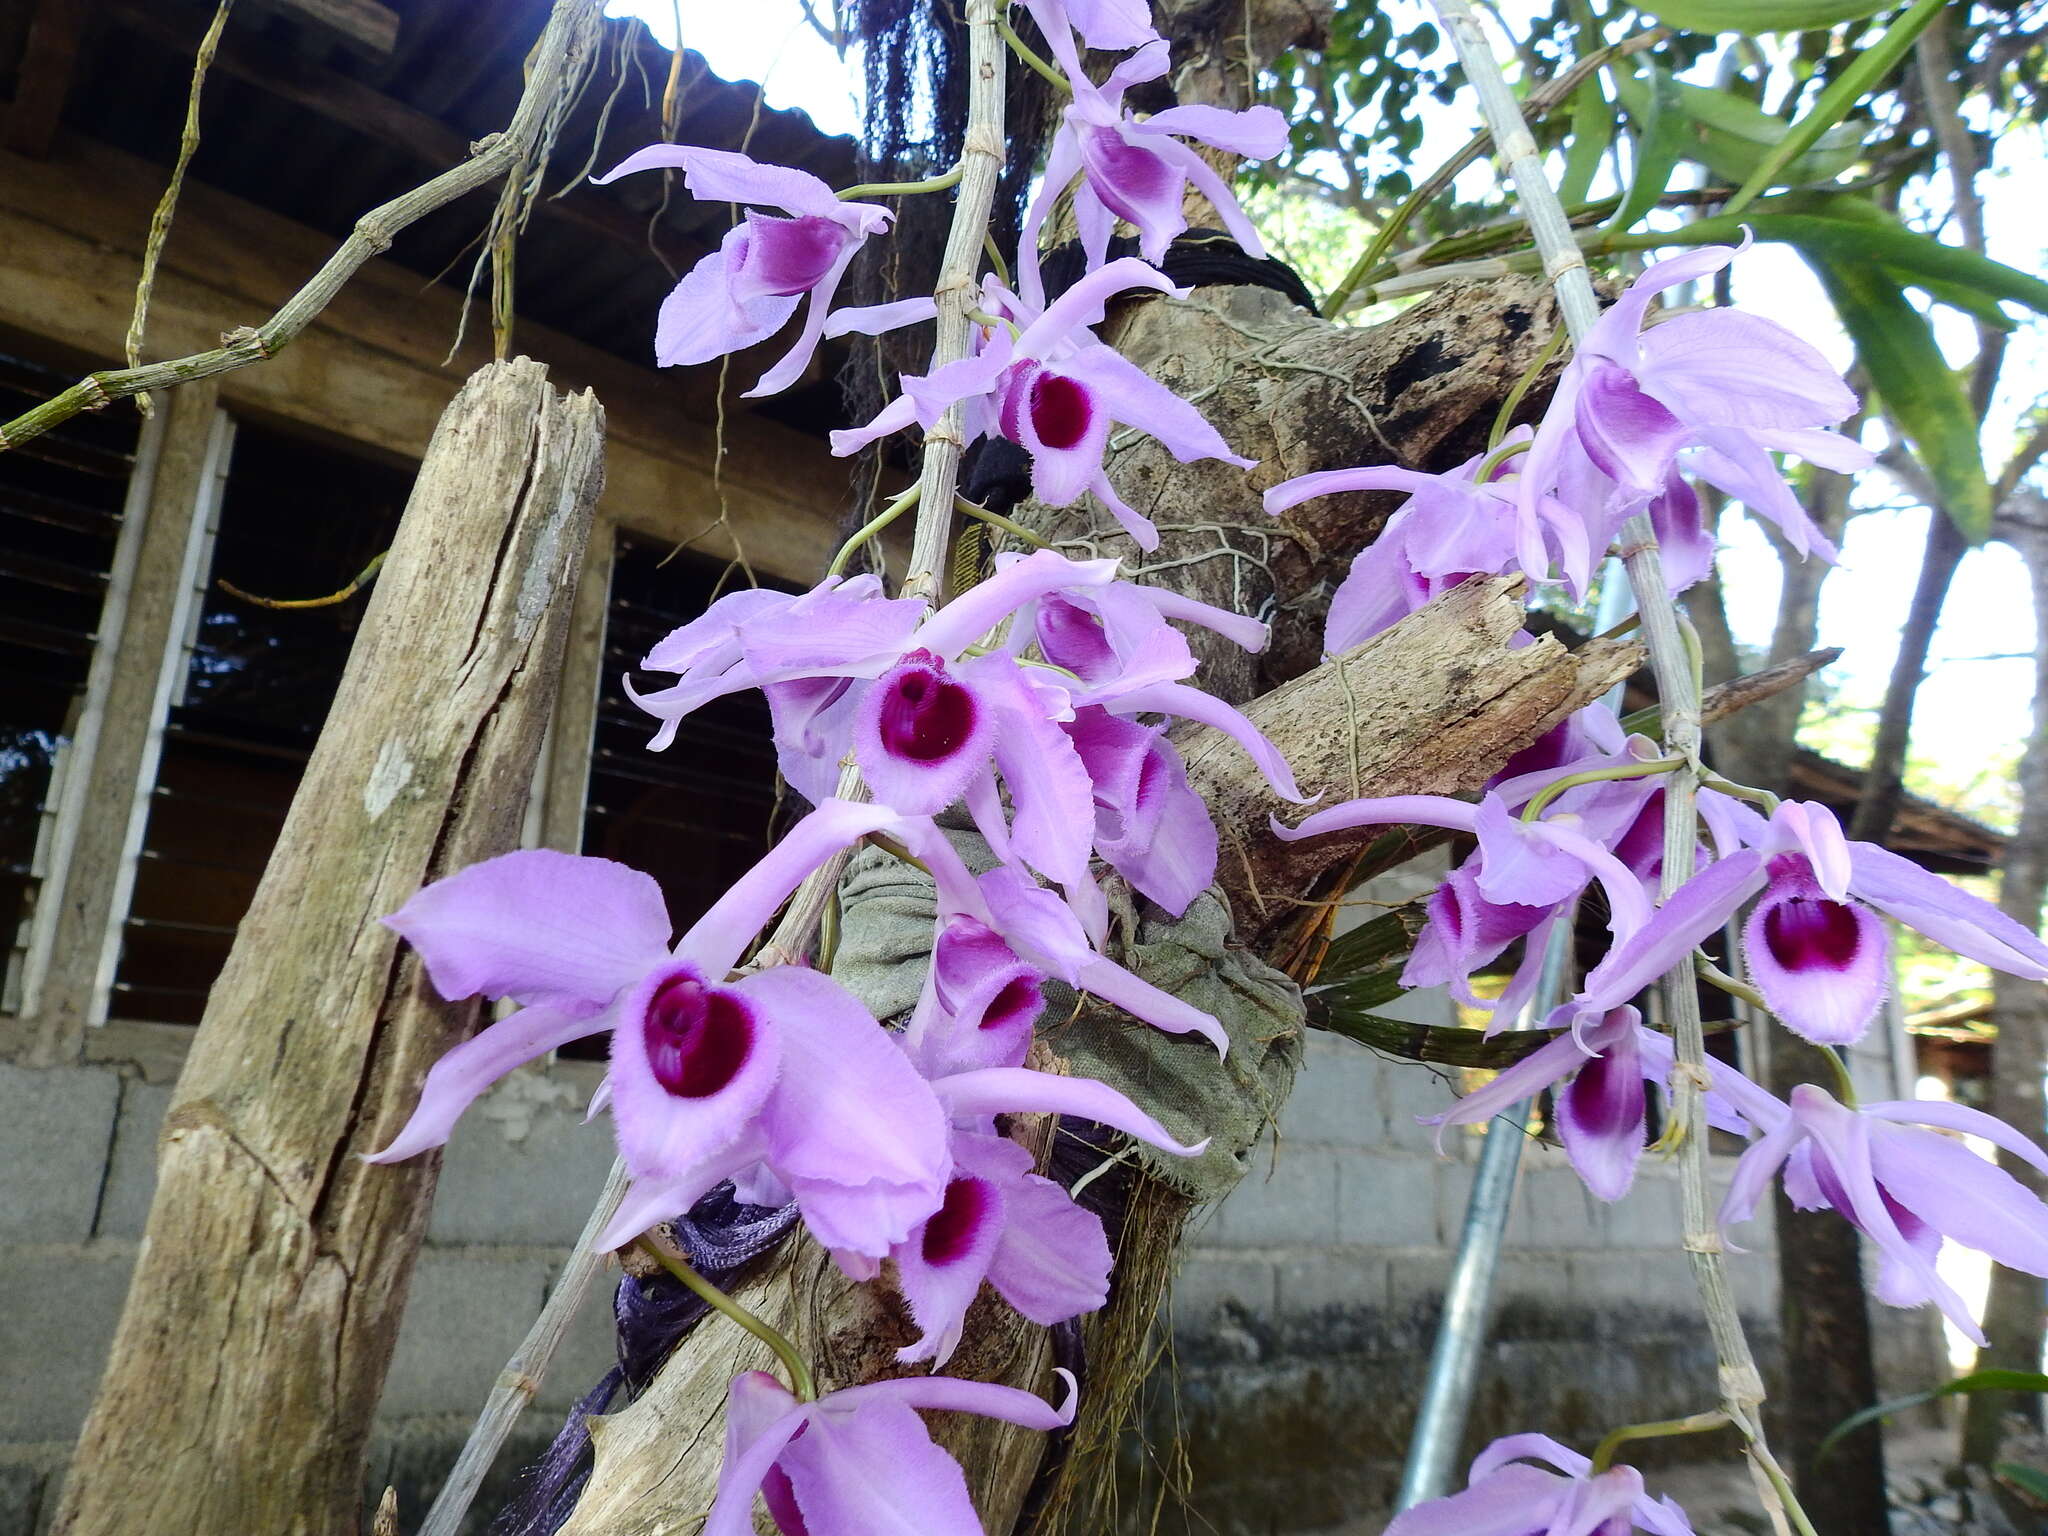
[[0, 1057, 627, 1535], [1141, 959, 1791, 1536]]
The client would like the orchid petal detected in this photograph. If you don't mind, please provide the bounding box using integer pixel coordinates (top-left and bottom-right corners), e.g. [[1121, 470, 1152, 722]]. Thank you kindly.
[[701, 1386, 814, 1536], [675, 799, 898, 977], [1557, 1011, 1648, 1201], [894, 1172, 1007, 1364], [1144, 102, 1289, 160], [1638, 308, 1858, 432], [824, 296, 939, 338], [385, 849, 671, 1011], [834, 1368, 1079, 1429], [1015, 258, 1184, 361], [746, 966, 949, 1252], [1848, 841, 2048, 979], [855, 652, 998, 816], [1113, 681, 1306, 801], [778, 1397, 980, 1536], [652, 235, 800, 369], [934, 1065, 1211, 1155], [913, 549, 1120, 660], [1384, 1463, 1572, 1536], [596, 143, 851, 222], [366, 1002, 616, 1163], [1061, 344, 1254, 467], [1864, 1098, 2048, 1176], [1742, 880, 1889, 1046], [1075, 953, 1230, 1054], [1467, 1431, 1593, 1482], [1262, 463, 1448, 516], [1577, 851, 1768, 1013], [745, 244, 862, 399], [1273, 793, 1478, 842], [1867, 1122, 2048, 1283]]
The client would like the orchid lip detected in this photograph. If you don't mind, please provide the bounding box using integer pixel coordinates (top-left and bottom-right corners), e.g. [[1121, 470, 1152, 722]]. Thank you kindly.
[[643, 971, 758, 1099], [922, 1176, 995, 1266]]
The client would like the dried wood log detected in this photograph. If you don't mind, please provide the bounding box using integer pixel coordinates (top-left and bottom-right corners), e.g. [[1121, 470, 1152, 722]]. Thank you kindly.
[[1179, 575, 1644, 951], [53, 358, 606, 1536]]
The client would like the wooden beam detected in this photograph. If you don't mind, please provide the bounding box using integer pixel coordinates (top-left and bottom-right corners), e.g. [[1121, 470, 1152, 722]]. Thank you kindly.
[[54, 358, 603, 1535], [11, 381, 222, 1065], [4, 0, 92, 158], [0, 131, 846, 580], [106, 2, 706, 270], [269, 0, 399, 55]]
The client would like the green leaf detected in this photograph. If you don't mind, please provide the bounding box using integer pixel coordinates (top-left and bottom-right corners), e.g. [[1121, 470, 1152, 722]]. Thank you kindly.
[[1611, 208, 2048, 318], [1996, 1462, 2048, 1506], [1634, 0, 1893, 32], [1819, 1370, 2048, 1462], [1609, 65, 1866, 189], [1723, 0, 1948, 215], [1558, 76, 1613, 209], [1807, 255, 1992, 541], [1606, 66, 1686, 233]]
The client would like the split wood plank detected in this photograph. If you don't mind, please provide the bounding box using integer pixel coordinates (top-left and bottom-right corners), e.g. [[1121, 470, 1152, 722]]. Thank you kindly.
[[53, 357, 605, 1536]]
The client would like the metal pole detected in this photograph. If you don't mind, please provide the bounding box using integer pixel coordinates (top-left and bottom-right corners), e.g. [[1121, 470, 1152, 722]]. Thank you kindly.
[[1393, 568, 1635, 1508]]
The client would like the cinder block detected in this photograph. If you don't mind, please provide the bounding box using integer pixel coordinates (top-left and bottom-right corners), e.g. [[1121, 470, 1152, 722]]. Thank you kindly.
[[0, 1252, 135, 1440], [1603, 1170, 1683, 1249], [1382, 1065, 1461, 1154], [1284, 1036, 1389, 1148], [94, 1080, 172, 1238], [1275, 1252, 1385, 1319], [380, 1252, 553, 1419], [0, 1065, 120, 1243], [1169, 1250, 1277, 1328], [1514, 1165, 1606, 1250], [1337, 1152, 1438, 1248], [0, 1461, 45, 1536], [539, 1261, 622, 1412], [1565, 1251, 1653, 1308], [427, 1068, 618, 1246], [1208, 1141, 1339, 1248], [1497, 1252, 1573, 1310], [1386, 1253, 1456, 1313]]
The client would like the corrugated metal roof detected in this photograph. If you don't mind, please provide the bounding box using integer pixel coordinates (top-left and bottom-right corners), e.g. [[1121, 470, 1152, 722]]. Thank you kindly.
[[0, 0, 859, 426]]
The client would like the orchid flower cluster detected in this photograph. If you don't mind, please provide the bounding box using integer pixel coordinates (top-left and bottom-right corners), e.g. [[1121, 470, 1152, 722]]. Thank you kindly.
[[1260, 245, 2048, 1359], [355, 0, 2048, 1529]]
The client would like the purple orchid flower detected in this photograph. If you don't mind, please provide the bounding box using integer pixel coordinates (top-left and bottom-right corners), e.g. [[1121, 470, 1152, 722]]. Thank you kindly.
[[1387, 1433, 1695, 1536], [1263, 429, 1595, 639], [889, 818, 1233, 1055], [1066, 707, 1218, 915], [1422, 1006, 1765, 1202], [367, 799, 958, 1263], [707, 1368, 1077, 1536], [1016, 39, 1287, 307], [832, 260, 1256, 551], [875, 913, 1202, 1360], [1575, 799, 2048, 1047], [1518, 242, 1870, 577], [593, 145, 897, 398], [1018, 0, 1160, 55], [1722, 1084, 2048, 1345]]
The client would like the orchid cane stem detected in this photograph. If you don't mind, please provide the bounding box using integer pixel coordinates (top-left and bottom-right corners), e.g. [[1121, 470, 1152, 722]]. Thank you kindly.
[[1431, 3, 1805, 1527], [637, 1239, 819, 1403], [1694, 956, 1768, 1015], [1589, 1409, 1730, 1473], [997, 16, 1070, 93], [837, 163, 965, 201], [1519, 754, 1683, 823], [955, 494, 1054, 550], [826, 483, 922, 577]]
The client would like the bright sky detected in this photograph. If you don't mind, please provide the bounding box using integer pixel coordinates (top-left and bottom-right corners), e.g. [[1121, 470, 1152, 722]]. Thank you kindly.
[[605, 0, 2045, 815]]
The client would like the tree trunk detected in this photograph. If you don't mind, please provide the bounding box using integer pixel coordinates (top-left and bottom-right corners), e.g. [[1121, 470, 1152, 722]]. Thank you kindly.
[[1687, 452, 1894, 1528], [53, 359, 606, 1536], [1848, 506, 1967, 844], [1963, 494, 2048, 1464]]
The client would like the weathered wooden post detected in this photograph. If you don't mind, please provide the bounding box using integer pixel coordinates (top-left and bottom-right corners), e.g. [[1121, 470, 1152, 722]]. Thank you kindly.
[[54, 358, 606, 1536]]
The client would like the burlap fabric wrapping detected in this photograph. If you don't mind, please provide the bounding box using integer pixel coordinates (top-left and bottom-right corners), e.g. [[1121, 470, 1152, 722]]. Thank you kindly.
[[830, 829, 1305, 1203]]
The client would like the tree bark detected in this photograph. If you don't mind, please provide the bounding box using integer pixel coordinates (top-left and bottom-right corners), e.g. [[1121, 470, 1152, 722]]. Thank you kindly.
[[1847, 508, 1967, 845], [53, 358, 606, 1536], [1963, 494, 2048, 1464]]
